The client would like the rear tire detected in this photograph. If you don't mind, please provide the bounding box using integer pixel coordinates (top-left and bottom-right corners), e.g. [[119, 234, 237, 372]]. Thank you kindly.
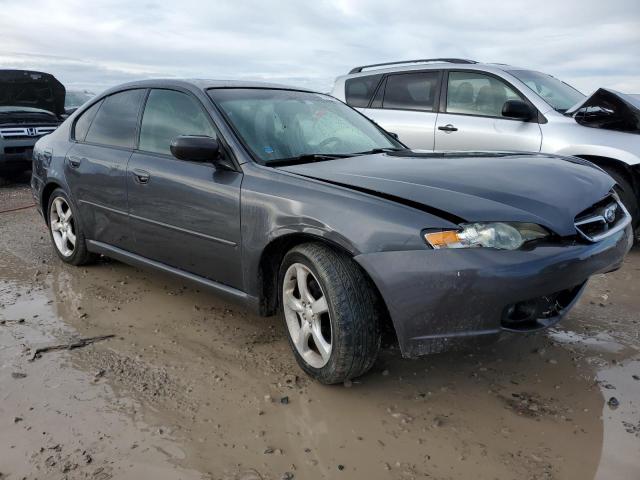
[[603, 167, 639, 231], [279, 243, 381, 384], [47, 188, 95, 266]]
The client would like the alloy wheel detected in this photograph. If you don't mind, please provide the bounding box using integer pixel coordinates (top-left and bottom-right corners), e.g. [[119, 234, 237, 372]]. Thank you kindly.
[[282, 262, 332, 368], [49, 197, 76, 257]]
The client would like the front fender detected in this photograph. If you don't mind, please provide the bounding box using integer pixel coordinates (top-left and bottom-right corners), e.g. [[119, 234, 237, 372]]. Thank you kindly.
[[557, 144, 640, 166], [239, 162, 458, 298], [264, 224, 360, 256]]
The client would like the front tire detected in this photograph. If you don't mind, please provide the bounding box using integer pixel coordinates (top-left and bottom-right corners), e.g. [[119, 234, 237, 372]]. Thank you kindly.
[[47, 188, 95, 266], [279, 243, 381, 384], [603, 167, 639, 231]]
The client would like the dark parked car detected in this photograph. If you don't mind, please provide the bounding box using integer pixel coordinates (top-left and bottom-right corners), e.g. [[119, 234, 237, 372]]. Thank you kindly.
[[31, 80, 633, 383], [1, 70, 65, 176]]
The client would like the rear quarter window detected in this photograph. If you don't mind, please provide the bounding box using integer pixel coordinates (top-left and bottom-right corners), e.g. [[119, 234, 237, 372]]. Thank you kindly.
[[73, 100, 102, 141], [344, 75, 382, 108]]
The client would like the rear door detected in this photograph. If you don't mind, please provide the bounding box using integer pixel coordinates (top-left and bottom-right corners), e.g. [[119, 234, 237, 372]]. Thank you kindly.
[[434, 71, 542, 152], [126, 88, 243, 288], [64, 89, 146, 249], [357, 71, 441, 150]]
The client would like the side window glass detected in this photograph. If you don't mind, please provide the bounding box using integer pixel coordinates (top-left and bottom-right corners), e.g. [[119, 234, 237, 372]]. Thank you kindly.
[[85, 89, 145, 148], [73, 100, 102, 141], [370, 78, 386, 108], [446, 72, 524, 118], [345, 75, 382, 108], [382, 72, 440, 111], [139, 89, 216, 156]]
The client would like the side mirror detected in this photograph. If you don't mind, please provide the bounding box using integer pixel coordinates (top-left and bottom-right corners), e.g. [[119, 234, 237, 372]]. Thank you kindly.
[[170, 135, 234, 170], [502, 100, 534, 121]]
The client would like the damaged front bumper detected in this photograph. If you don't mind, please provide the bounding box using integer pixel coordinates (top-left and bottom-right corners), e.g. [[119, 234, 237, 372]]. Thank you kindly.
[[355, 226, 633, 358], [568, 88, 640, 134]]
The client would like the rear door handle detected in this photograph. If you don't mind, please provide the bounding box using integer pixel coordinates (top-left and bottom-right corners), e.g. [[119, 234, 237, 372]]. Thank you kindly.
[[132, 169, 150, 184], [438, 124, 458, 132], [67, 155, 84, 168]]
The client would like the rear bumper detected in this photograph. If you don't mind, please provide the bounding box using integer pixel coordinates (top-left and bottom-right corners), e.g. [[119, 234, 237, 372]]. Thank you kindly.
[[31, 173, 45, 218], [355, 226, 633, 358]]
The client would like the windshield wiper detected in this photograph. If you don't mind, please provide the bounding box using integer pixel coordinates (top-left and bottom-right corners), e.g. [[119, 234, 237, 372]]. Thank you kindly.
[[269, 153, 352, 167], [270, 148, 408, 167], [353, 147, 407, 155]]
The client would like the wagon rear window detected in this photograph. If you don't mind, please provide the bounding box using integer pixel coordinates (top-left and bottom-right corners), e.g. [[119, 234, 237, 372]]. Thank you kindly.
[[345, 75, 382, 108]]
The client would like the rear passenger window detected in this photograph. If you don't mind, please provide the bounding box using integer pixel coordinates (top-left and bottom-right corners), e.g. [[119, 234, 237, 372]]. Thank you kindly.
[[138, 89, 216, 156], [85, 89, 145, 148], [383, 72, 440, 111], [345, 75, 382, 108], [370, 78, 386, 108], [73, 100, 102, 141]]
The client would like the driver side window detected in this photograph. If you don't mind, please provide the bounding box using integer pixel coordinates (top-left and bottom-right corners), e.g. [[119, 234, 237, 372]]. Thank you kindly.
[[446, 72, 523, 118], [139, 89, 216, 156]]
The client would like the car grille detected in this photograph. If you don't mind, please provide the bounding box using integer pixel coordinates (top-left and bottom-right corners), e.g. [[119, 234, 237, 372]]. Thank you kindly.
[[0, 126, 57, 140], [574, 194, 630, 242]]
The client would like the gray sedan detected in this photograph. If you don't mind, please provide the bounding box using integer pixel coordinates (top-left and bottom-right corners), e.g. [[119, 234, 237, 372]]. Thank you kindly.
[[31, 80, 632, 383]]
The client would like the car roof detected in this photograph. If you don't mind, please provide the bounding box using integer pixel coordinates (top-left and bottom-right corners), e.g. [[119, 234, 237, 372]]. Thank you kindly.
[[340, 60, 525, 79], [100, 78, 316, 94]]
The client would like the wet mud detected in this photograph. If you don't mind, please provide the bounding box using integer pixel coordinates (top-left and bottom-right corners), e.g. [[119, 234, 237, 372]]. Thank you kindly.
[[1, 183, 639, 479]]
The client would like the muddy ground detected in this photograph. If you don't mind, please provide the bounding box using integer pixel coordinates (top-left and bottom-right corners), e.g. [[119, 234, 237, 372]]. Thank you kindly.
[[1, 177, 639, 480]]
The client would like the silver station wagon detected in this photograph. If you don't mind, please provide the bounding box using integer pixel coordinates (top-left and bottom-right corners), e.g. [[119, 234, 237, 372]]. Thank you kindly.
[[332, 58, 640, 230]]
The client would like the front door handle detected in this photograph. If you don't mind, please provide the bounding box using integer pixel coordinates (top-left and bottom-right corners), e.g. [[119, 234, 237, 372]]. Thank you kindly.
[[67, 155, 83, 168], [438, 124, 458, 132], [132, 169, 150, 184]]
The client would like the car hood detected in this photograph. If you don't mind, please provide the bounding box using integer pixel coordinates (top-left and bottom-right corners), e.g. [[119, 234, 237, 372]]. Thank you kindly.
[[566, 88, 640, 134], [279, 152, 615, 236], [0, 70, 65, 117], [0, 108, 60, 126]]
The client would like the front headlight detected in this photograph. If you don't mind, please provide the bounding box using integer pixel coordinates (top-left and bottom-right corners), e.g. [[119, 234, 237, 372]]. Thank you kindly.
[[424, 222, 549, 250]]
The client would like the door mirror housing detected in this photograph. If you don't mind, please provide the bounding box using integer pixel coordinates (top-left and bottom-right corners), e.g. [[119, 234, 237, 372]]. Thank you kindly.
[[502, 100, 534, 121], [170, 135, 234, 170]]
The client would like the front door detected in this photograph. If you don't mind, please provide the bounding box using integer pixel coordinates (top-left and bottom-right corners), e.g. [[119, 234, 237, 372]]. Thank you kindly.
[[126, 88, 243, 288], [435, 71, 542, 152]]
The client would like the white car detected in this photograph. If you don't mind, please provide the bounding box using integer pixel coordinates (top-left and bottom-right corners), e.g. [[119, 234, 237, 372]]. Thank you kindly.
[[331, 58, 640, 229]]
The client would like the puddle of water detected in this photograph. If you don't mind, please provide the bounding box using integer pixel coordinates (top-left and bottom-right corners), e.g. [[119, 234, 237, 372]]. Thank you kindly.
[[594, 359, 640, 480], [549, 328, 627, 354], [0, 277, 205, 480]]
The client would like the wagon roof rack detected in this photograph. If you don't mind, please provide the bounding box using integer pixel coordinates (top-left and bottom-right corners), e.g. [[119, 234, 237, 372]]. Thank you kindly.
[[348, 58, 478, 74]]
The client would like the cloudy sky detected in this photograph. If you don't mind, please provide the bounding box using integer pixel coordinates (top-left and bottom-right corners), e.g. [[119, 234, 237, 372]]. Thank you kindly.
[[1, 0, 639, 95]]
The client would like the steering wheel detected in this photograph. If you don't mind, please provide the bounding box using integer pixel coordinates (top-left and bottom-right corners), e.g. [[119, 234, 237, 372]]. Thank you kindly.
[[317, 136, 342, 150]]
